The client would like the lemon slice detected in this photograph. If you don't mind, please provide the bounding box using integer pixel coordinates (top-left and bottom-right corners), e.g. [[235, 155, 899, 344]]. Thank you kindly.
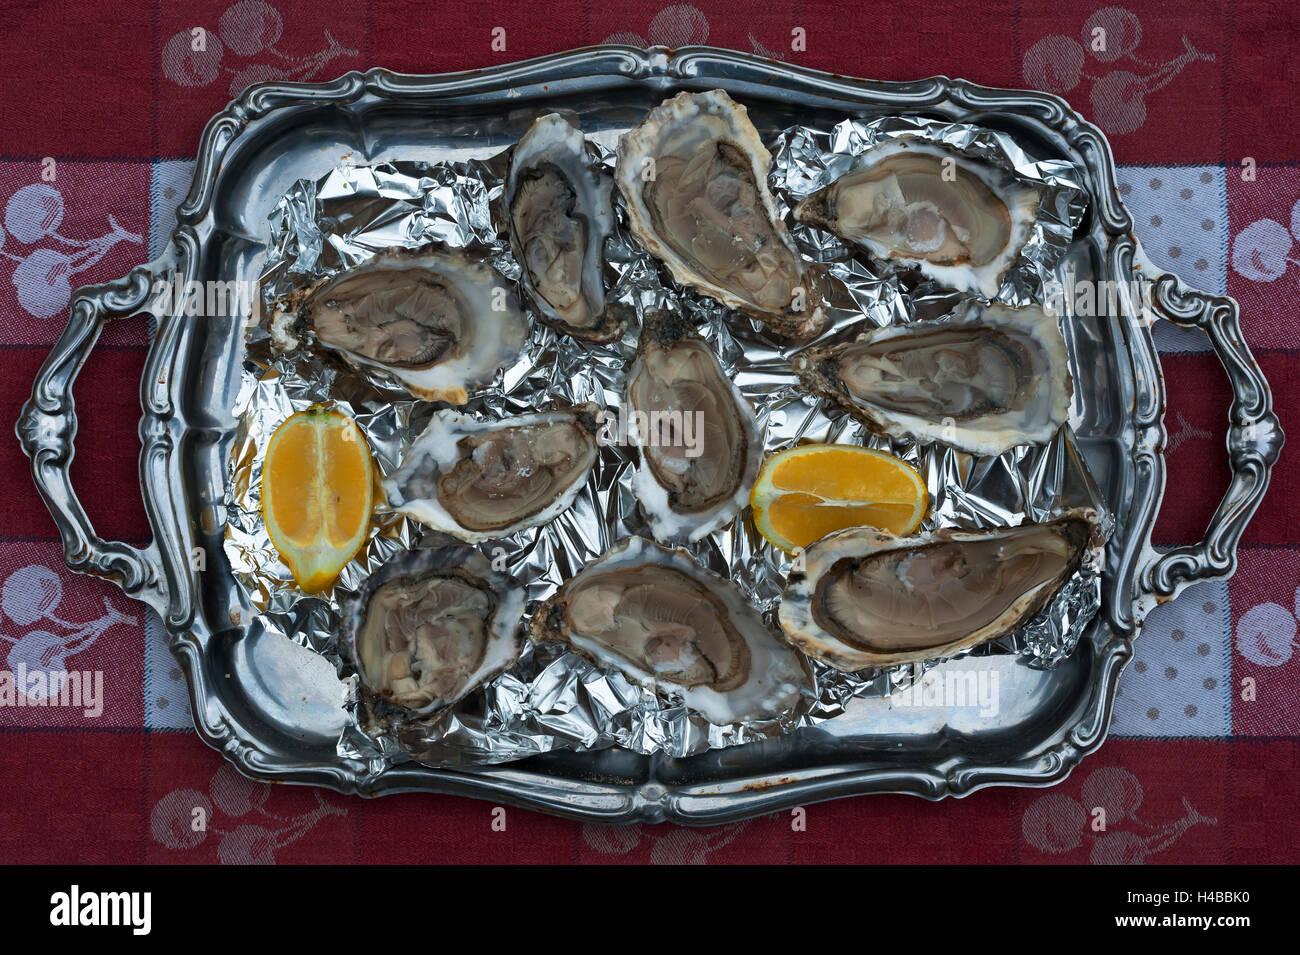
[[750, 444, 928, 553], [262, 406, 374, 592]]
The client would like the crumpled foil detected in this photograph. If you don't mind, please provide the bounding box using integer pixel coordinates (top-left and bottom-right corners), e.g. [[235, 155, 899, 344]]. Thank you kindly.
[[771, 115, 1089, 306], [223, 116, 1107, 769]]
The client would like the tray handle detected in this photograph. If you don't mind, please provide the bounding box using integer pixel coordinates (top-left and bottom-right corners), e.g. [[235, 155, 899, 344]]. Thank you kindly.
[[1140, 272, 1284, 599], [15, 264, 170, 616]]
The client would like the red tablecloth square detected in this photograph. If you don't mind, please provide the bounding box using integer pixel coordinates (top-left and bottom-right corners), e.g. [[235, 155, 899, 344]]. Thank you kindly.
[[155, 0, 369, 157], [2, 345, 150, 543], [1227, 740, 1300, 863], [0, 0, 153, 158], [0, 161, 150, 347], [1016, 741, 1229, 864], [1019, 0, 1225, 164], [353, 787, 585, 864], [1241, 353, 1297, 546], [372, 0, 589, 76], [1226, 163, 1300, 350], [0, 731, 148, 863], [143, 736, 354, 864], [1149, 352, 1233, 547], [0, 541, 145, 728], [1225, 0, 1300, 163], [1229, 548, 1300, 736]]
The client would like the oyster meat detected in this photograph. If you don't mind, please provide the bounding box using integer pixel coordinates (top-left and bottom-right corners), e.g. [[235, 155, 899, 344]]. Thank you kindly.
[[626, 312, 762, 542], [267, 245, 528, 404], [531, 537, 810, 724], [340, 546, 525, 714], [616, 90, 826, 339], [794, 138, 1041, 299], [385, 405, 600, 542], [779, 510, 1100, 670], [793, 302, 1071, 456], [508, 113, 625, 342]]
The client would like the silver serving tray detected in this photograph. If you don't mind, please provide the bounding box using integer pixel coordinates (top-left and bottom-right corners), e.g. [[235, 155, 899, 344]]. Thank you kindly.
[[17, 47, 1283, 824]]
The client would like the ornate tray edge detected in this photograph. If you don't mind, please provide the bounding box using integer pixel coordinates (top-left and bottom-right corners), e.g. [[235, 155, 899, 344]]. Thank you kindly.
[[20, 45, 1281, 825]]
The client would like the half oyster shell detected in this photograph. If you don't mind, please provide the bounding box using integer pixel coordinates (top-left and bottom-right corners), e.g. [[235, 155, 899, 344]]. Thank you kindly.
[[626, 311, 762, 542], [778, 509, 1100, 670], [616, 90, 826, 340], [385, 405, 600, 542], [340, 546, 525, 715], [794, 138, 1041, 299], [531, 537, 811, 724], [267, 245, 528, 404], [793, 302, 1072, 456], [507, 113, 625, 342]]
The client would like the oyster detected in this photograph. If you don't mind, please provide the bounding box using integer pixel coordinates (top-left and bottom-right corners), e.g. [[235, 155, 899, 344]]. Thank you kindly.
[[267, 245, 527, 404], [385, 406, 600, 542], [778, 510, 1100, 670], [507, 113, 626, 342], [531, 537, 810, 724], [340, 546, 525, 714], [794, 138, 1041, 298], [626, 312, 762, 542], [616, 90, 826, 339], [793, 302, 1071, 456]]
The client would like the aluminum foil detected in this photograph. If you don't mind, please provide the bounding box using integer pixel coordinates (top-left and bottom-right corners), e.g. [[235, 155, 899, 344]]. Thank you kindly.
[[771, 115, 1089, 306], [223, 115, 1106, 769]]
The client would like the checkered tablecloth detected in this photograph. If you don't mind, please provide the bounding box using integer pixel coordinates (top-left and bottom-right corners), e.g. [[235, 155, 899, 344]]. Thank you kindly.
[[1, 0, 1295, 864]]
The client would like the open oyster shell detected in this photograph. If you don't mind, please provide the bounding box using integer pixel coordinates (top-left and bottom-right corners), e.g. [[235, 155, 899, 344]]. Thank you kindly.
[[779, 509, 1101, 671], [507, 113, 626, 342], [339, 545, 525, 715], [793, 302, 1072, 456], [266, 245, 528, 403], [626, 311, 762, 543], [531, 537, 811, 724], [384, 405, 600, 542], [794, 138, 1041, 299], [616, 90, 826, 340]]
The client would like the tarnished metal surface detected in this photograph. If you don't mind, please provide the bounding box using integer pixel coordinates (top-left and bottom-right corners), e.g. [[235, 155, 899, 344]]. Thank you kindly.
[[15, 46, 1283, 824]]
